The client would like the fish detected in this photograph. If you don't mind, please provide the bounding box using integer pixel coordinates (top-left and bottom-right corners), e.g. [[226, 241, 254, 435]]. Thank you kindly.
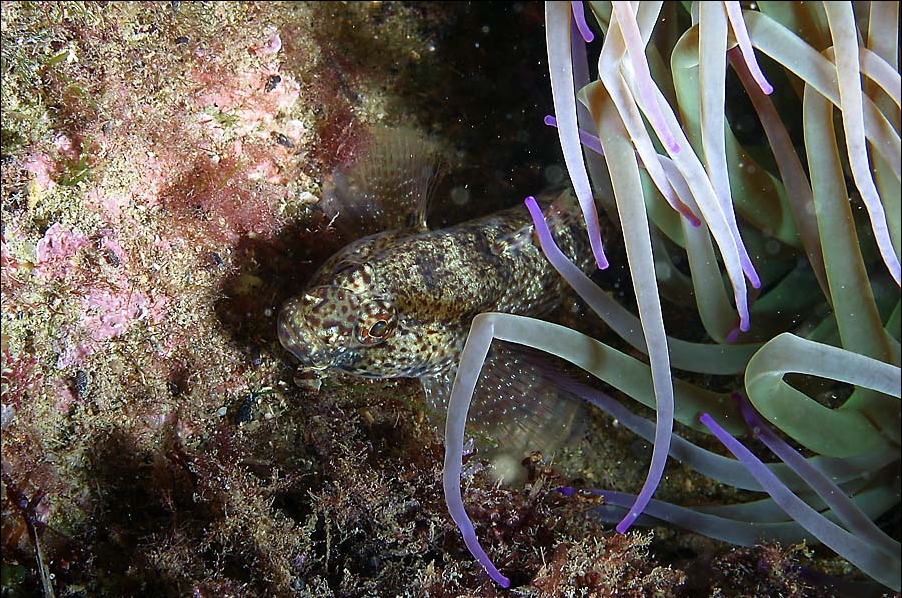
[[278, 127, 597, 477]]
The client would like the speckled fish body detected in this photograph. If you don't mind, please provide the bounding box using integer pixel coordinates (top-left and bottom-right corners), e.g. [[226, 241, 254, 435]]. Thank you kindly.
[[279, 194, 591, 378], [278, 128, 596, 461]]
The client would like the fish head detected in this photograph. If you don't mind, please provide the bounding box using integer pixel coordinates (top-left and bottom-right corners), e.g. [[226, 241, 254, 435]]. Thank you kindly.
[[278, 260, 409, 376]]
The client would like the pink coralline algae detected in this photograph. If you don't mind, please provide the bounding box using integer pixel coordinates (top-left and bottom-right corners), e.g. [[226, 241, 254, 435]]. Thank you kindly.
[[248, 27, 283, 57], [23, 152, 58, 194], [193, 26, 301, 140], [85, 187, 131, 224], [33, 223, 90, 279], [27, 224, 169, 368], [60, 258, 169, 367], [55, 281, 168, 369], [195, 68, 302, 137], [80, 288, 168, 342]]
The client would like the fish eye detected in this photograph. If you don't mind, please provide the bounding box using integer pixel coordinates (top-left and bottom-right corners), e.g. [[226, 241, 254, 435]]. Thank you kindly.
[[355, 300, 396, 346], [369, 319, 389, 338]]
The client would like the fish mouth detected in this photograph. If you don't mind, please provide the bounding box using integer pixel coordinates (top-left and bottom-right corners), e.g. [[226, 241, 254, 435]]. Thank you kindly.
[[277, 298, 334, 370]]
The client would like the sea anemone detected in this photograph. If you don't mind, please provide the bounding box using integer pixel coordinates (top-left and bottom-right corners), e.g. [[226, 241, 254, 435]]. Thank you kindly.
[[443, 1, 900, 590]]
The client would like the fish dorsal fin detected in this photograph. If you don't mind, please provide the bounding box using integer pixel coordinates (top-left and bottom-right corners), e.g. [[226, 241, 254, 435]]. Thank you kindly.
[[321, 126, 442, 237]]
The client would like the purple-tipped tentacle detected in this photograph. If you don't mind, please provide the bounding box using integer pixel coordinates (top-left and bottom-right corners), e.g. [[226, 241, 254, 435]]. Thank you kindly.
[[700, 411, 901, 591], [734, 393, 900, 559], [723, 1, 773, 94], [542, 115, 702, 226], [594, 489, 821, 545], [442, 318, 511, 588], [543, 115, 604, 155], [570, 1, 594, 43], [525, 195, 673, 535], [545, 2, 609, 270], [609, 2, 679, 153]]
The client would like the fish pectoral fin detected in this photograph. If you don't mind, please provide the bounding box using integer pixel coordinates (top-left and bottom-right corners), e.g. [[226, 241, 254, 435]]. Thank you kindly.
[[421, 342, 586, 474], [421, 371, 454, 427], [470, 342, 586, 462]]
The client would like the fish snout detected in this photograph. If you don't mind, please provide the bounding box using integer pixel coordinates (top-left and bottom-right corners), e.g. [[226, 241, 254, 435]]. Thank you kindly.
[[277, 287, 361, 370], [277, 296, 331, 370]]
